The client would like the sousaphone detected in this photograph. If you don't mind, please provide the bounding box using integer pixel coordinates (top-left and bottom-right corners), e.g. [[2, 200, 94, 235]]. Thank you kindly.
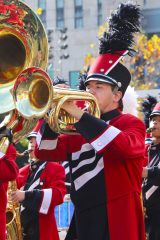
[[0, 0, 49, 239], [0, 0, 48, 113]]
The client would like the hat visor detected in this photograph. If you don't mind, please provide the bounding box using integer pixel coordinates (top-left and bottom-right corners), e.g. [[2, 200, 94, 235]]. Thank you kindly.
[[150, 112, 160, 119], [85, 74, 118, 86], [27, 132, 37, 139]]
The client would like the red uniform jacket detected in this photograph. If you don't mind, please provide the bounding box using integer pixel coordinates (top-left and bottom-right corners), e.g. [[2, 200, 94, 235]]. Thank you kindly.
[[35, 112, 146, 240], [0, 144, 18, 240], [16, 161, 66, 240]]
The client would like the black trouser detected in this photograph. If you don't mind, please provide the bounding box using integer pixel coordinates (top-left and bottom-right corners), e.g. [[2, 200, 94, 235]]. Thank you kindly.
[[65, 203, 109, 240], [21, 212, 39, 240], [146, 210, 160, 240]]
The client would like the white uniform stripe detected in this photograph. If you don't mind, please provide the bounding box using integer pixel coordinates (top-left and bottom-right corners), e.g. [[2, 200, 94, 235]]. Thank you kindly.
[[32, 162, 46, 181], [39, 189, 52, 214], [27, 178, 40, 191], [72, 156, 95, 173], [0, 152, 5, 158], [61, 162, 68, 167], [91, 126, 121, 152], [72, 143, 93, 160], [74, 157, 104, 190], [20, 205, 25, 212], [39, 139, 57, 150], [36, 131, 42, 147], [105, 50, 128, 75], [64, 166, 70, 175], [146, 185, 159, 200]]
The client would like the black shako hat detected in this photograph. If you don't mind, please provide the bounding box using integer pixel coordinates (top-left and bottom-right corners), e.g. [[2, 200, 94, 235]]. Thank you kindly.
[[150, 102, 160, 119], [85, 3, 141, 96], [141, 95, 157, 128]]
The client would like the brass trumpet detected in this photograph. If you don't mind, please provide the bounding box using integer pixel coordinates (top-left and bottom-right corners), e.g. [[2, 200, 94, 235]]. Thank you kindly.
[[12, 67, 100, 134]]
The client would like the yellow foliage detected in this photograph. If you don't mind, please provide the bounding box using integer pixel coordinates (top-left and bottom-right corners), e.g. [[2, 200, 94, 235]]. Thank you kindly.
[[36, 8, 43, 15], [127, 33, 160, 90]]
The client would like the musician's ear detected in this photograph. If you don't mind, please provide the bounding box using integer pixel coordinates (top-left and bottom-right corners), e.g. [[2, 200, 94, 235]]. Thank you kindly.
[[113, 89, 122, 104]]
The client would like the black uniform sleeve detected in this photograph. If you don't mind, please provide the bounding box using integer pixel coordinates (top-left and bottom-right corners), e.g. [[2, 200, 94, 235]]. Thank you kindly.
[[42, 122, 59, 139], [74, 112, 107, 141], [148, 166, 160, 185], [22, 190, 43, 212]]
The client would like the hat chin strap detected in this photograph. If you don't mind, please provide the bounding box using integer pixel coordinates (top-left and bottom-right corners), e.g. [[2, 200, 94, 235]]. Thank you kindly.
[[86, 73, 121, 88]]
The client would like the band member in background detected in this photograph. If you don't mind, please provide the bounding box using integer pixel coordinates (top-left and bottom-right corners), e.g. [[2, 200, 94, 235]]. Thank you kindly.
[[53, 76, 71, 194], [141, 95, 157, 146], [142, 103, 160, 240], [34, 4, 146, 240], [0, 128, 18, 240], [11, 131, 66, 240]]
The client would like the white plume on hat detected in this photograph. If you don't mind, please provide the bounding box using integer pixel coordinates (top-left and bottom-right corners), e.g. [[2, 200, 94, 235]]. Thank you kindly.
[[123, 86, 138, 116]]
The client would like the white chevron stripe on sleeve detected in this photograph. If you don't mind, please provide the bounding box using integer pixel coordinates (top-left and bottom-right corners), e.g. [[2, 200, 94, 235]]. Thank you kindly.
[[39, 139, 58, 150], [74, 157, 104, 190], [72, 143, 93, 160], [39, 189, 52, 214], [146, 185, 159, 200], [91, 126, 121, 152], [64, 166, 70, 175], [72, 156, 95, 173]]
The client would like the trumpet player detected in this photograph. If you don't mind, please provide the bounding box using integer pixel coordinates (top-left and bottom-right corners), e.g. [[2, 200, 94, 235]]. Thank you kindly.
[[34, 3, 146, 240], [0, 127, 18, 240], [11, 132, 66, 240], [142, 102, 160, 240]]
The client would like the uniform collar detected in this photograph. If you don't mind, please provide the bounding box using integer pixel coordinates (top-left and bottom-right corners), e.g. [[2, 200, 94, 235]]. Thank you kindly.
[[29, 159, 45, 171], [101, 109, 121, 122], [150, 142, 160, 151]]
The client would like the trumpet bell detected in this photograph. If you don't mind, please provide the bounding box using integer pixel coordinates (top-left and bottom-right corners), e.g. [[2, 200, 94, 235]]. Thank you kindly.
[[13, 67, 53, 119], [0, 0, 48, 113], [9, 67, 54, 142]]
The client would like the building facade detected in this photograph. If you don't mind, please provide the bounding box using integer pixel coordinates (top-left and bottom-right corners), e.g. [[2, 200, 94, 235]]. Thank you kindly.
[[22, 0, 160, 88]]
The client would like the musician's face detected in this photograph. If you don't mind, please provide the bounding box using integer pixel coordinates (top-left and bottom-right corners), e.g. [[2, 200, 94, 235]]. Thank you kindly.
[[28, 137, 36, 152], [86, 80, 122, 113], [150, 115, 160, 138]]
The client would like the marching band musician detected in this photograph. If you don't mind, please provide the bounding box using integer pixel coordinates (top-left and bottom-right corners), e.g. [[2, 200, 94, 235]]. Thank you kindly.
[[142, 102, 160, 240], [34, 3, 146, 240], [0, 127, 18, 240], [11, 131, 66, 240]]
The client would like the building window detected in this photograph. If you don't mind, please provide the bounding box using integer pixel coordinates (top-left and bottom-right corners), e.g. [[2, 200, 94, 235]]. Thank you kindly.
[[56, 0, 64, 29], [38, 0, 46, 27], [69, 71, 80, 89], [74, 0, 83, 29], [97, 0, 102, 26]]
